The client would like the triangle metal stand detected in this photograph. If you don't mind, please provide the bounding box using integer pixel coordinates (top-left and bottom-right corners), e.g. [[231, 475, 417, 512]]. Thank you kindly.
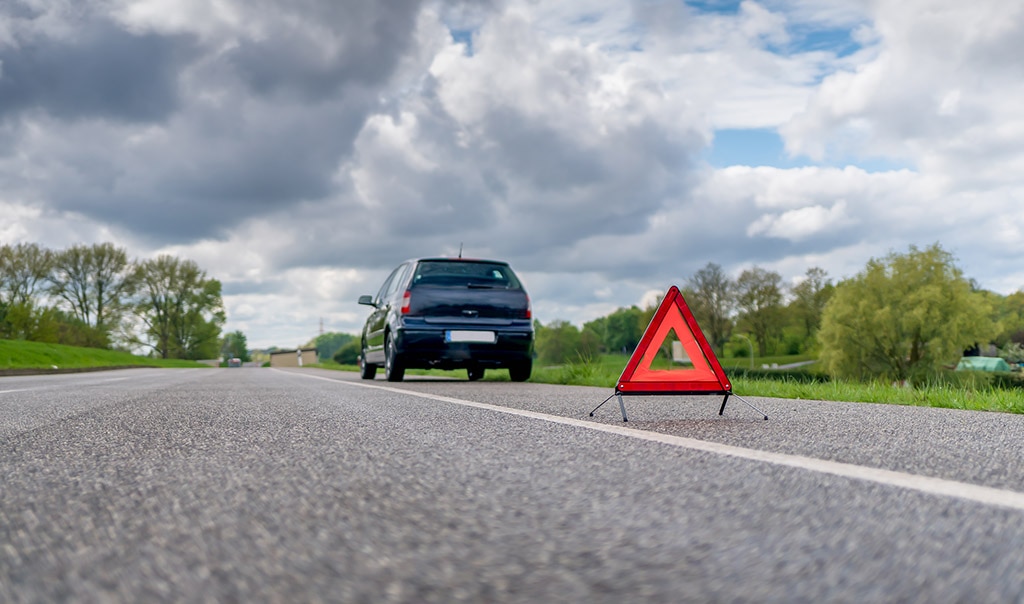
[[589, 390, 768, 422]]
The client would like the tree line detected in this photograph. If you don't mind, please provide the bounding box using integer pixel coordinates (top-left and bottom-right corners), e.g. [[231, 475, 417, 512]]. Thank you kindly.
[[0, 242, 225, 360], [535, 243, 1024, 385]]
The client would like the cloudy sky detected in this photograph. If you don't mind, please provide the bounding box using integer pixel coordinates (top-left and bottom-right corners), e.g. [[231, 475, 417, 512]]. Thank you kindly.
[[1, 0, 1022, 349]]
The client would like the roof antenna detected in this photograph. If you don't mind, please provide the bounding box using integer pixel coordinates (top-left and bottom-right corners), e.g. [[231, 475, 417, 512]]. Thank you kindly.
[[458, 242, 463, 258]]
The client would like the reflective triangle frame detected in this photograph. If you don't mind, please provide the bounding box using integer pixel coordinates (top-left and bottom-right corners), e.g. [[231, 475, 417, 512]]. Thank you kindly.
[[616, 285, 731, 395], [589, 286, 768, 422]]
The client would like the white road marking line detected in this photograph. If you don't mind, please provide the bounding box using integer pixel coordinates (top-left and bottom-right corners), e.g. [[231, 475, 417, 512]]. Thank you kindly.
[[285, 370, 1024, 513], [0, 389, 32, 394]]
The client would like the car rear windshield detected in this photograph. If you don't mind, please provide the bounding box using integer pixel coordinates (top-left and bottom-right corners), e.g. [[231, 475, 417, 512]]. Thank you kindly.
[[411, 261, 522, 289]]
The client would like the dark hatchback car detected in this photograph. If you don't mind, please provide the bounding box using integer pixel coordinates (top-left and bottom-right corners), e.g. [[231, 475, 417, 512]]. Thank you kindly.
[[358, 258, 534, 382]]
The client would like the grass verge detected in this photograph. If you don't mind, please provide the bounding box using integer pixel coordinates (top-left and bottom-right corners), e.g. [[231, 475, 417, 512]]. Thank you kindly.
[[0, 339, 211, 371]]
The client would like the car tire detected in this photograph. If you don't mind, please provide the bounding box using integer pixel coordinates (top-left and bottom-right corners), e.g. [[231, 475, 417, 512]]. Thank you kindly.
[[509, 359, 532, 382], [467, 367, 485, 381], [360, 351, 377, 380], [384, 332, 405, 382]]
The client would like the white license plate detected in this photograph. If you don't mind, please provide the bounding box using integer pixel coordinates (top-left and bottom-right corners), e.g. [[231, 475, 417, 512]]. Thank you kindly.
[[446, 330, 496, 343]]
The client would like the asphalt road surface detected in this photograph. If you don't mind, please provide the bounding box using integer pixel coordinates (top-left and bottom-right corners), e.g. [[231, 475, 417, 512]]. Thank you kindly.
[[4, 367, 1024, 602]]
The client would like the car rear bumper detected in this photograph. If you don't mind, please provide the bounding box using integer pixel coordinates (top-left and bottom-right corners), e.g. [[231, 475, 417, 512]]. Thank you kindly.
[[395, 323, 533, 369]]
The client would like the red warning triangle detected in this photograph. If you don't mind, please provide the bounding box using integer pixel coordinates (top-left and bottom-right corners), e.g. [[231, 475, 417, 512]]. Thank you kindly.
[[616, 286, 731, 394]]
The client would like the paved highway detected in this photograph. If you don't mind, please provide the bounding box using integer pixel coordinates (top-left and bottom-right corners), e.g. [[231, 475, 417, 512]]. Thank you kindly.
[[3, 367, 1024, 602]]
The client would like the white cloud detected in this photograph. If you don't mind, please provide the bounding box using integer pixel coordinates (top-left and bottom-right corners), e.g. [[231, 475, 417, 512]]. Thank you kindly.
[[112, 0, 249, 41], [0, 200, 39, 241], [746, 200, 854, 241], [782, 0, 1024, 172]]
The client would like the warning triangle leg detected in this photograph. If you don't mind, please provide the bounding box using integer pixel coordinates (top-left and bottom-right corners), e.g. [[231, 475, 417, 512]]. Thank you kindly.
[[588, 393, 629, 422], [589, 393, 615, 417], [725, 394, 769, 420]]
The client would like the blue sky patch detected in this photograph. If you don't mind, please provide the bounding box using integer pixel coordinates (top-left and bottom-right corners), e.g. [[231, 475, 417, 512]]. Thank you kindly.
[[706, 128, 811, 168], [682, 1, 866, 60], [791, 27, 862, 58], [685, 0, 742, 15], [706, 128, 911, 172], [450, 29, 474, 56]]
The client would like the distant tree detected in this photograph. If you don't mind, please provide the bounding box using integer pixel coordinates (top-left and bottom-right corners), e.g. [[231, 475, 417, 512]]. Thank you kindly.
[[0, 243, 60, 342], [735, 267, 784, 357], [788, 267, 834, 348], [311, 332, 355, 362], [50, 243, 136, 346], [0, 243, 54, 306], [685, 263, 735, 356], [535, 320, 582, 365], [578, 325, 602, 359], [133, 256, 225, 359], [222, 330, 251, 362], [603, 306, 646, 354], [176, 278, 225, 360], [818, 244, 997, 384], [582, 316, 607, 352], [999, 342, 1024, 364], [51, 309, 108, 348], [333, 340, 361, 365], [994, 290, 1024, 346], [0, 300, 61, 342]]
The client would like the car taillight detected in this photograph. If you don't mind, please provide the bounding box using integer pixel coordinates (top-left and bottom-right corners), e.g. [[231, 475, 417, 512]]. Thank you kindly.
[[524, 295, 532, 320], [401, 290, 412, 314]]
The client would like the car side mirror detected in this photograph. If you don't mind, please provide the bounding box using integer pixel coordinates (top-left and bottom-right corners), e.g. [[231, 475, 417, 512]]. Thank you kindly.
[[358, 295, 375, 306]]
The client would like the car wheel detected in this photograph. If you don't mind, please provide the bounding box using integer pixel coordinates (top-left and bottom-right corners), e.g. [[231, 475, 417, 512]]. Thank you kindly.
[[359, 350, 377, 380], [509, 359, 532, 382], [384, 332, 405, 382], [467, 367, 485, 381]]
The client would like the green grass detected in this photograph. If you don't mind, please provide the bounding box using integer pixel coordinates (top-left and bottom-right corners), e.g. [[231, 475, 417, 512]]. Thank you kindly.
[[0, 339, 211, 370], [731, 376, 1024, 414], [313, 354, 1024, 414]]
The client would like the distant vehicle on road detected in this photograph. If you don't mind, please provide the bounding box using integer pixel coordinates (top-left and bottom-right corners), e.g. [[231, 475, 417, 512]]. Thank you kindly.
[[227, 358, 242, 368], [358, 258, 534, 382]]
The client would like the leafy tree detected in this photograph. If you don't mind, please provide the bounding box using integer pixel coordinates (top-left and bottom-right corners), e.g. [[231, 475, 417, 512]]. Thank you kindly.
[[0, 243, 54, 306], [602, 306, 646, 354], [789, 267, 833, 340], [535, 320, 582, 365], [0, 300, 61, 342], [51, 309, 109, 348], [994, 290, 1024, 346], [222, 330, 251, 362], [176, 278, 225, 360], [133, 255, 225, 359], [578, 325, 602, 359], [49, 243, 136, 345], [818, 244, 997, 384], [685, 263, 734, 356], [581, 316, 607, 352], [735, 266, 784, 357], [0, 244, 63, 344], [999, 342, 1024, 364], [333, 339, 361, 365], [311, 332, 355, 362]]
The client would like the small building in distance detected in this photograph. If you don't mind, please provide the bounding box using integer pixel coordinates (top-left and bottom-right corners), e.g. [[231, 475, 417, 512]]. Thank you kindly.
[[269, 347, 319, 368]]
